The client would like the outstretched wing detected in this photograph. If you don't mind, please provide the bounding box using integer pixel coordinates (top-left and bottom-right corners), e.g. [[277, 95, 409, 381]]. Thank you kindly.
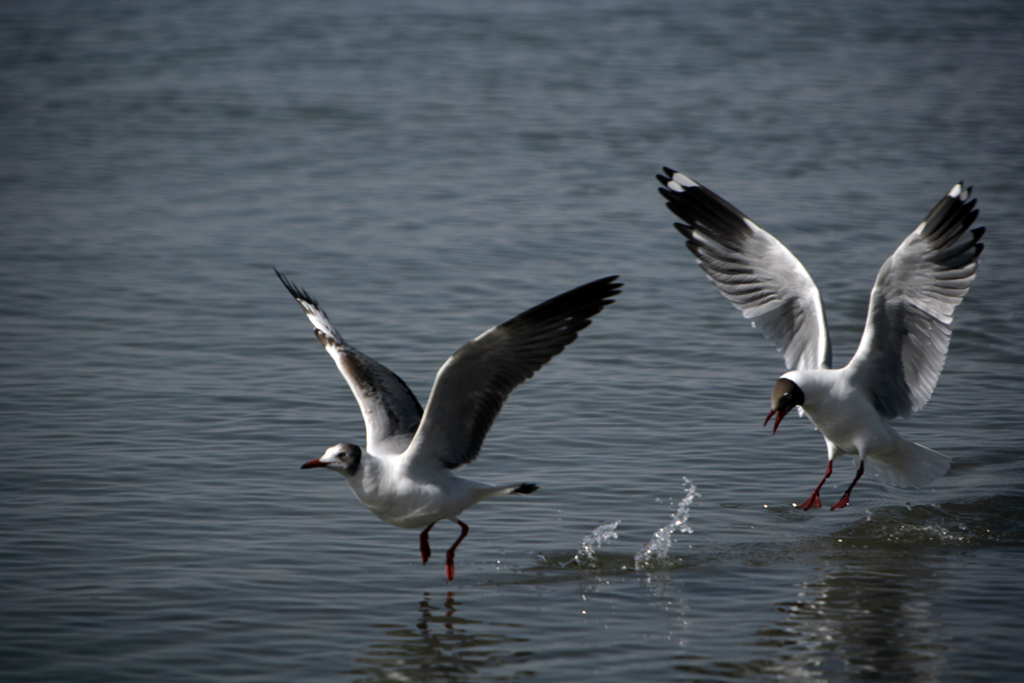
[[847, 183, 983, 419], [658, 168, 832, 371], [276, 269, 422, 455], [405, 276, 622, 470]]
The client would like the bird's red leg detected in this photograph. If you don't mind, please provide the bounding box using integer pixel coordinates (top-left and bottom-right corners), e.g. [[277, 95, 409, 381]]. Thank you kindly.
[[444, 520, 470, 583], [831, 460, 865, 510], [797, 460, 833, 510], [420, 522, 436, 564]]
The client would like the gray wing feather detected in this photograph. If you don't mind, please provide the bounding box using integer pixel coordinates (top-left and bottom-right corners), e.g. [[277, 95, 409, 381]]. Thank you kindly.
[[847, 184, 983, 419], [406, 276, 622, 470], [276, 270, 423, 454], [658, 169, 832, 371]]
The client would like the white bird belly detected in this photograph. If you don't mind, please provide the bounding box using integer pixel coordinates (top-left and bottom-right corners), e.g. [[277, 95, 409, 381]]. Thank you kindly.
[[347, 461, 490, 529], [797, 372, 898, 459], [807, 404, 897, 458], [351, 477, 448, 529]]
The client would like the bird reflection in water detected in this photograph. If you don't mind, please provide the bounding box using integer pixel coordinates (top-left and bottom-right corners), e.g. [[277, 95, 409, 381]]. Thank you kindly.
[[753, 554, 947, 681], [347, 591, 532, 682]]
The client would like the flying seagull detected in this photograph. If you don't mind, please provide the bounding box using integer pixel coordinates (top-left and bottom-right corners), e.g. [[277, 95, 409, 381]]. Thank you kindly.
[[657, 169, 983, 509], [277, 269, 621, 579]]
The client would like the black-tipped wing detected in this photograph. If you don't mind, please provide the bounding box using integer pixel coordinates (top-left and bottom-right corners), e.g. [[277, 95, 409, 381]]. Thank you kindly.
[[405, 276, 622, 470], [658, 168, 832, 371], [848, 183, 983, 419], [276, 269, 423, 455]]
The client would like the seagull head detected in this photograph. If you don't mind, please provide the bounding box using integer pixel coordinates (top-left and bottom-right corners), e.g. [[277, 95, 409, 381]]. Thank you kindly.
[[301, 443, 362, 476], [765, 378, 805, 435]]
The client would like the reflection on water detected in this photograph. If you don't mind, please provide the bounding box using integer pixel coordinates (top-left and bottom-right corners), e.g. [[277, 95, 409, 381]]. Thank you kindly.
[[752, 497, 1024, 681], [755, 551, 947, 682], [642, 570, 694, 650], [348, 592, 532, 683]]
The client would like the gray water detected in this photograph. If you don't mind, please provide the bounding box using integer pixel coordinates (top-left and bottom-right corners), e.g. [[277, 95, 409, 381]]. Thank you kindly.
[[2, 1, 1023, 681]]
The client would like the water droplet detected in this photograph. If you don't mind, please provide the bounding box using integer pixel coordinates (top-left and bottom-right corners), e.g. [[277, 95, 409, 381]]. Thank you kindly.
[[634, 477, 699, 571], [571, 519, 621, 568]]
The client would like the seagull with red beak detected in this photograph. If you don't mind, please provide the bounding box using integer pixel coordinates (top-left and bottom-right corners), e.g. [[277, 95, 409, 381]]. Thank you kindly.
[[277, 270, 620, 579], [658, 169, 984, 510]]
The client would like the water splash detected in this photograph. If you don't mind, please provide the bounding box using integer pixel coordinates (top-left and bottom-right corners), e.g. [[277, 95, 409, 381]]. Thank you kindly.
[[634, 477, 699, 570], [571, 520, 621, 568]]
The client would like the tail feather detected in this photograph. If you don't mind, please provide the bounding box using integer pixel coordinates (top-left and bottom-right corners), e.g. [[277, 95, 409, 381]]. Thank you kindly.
[[474, 482, 539, 504], [867, 439, 951, 488]]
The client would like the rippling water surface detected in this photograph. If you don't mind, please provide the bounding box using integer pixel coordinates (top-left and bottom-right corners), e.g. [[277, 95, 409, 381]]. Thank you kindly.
[[2, 1, 1022, 681]]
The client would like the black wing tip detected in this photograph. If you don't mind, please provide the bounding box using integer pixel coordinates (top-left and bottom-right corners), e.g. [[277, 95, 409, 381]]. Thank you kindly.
[[656, 168, 695, 194], [596, 273, 623, 294], [944, 181, 976, 211], [506, 275, 623, 341], [657, 187, 677, 204], [658, 171, 757, 248], [274, 267, 320, 307], [969, 226, 985, 259], [567, 274, 623, 305], [513, 483, 539, 495], [657, 165, 683, 182], [673, 221, 696, 239], [587, 274, 624, 308], [920, 181, 987, 252]]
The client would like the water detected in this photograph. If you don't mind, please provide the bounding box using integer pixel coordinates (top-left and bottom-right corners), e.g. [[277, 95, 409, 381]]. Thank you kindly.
[[634, 478, 698, 571], [2, 1, 1023, 681], [573, 520, 621, 569]]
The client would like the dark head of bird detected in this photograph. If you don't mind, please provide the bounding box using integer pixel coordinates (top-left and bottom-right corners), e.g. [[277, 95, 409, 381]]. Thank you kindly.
[[765, 378, 804, 435]]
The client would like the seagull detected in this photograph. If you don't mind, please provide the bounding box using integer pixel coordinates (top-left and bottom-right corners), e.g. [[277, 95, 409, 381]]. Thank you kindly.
[[277, 270, 621, 579], [657, 169, 984, 510]]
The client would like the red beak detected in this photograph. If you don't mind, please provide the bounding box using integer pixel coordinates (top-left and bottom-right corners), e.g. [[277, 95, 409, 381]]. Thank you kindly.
[[301, 458, 327, 469], [764, 406, 790, 435]]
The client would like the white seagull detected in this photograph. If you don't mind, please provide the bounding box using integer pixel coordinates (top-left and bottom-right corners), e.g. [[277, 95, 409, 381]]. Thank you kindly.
[[277, 270, 621, 579], [657, 169, 984, 510]]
